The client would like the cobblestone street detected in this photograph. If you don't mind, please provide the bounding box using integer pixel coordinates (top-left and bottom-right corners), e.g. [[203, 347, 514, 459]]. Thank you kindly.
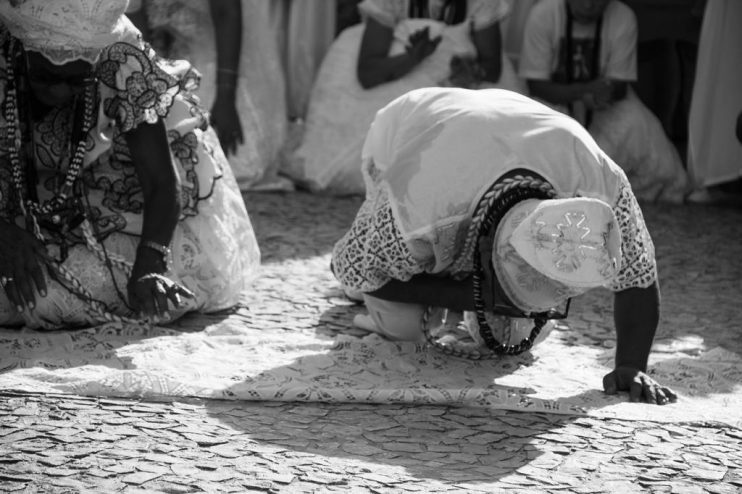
[[1, 191, 741, 493]]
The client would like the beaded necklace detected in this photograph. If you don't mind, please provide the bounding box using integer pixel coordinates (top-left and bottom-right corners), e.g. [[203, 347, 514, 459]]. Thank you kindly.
[[3, 37, 95, 227], [422, 175, 561, 359], [2, 37, 146, 327]]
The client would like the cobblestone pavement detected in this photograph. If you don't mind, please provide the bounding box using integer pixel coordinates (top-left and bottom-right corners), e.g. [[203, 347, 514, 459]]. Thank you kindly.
[[1, 192, 741, 493]]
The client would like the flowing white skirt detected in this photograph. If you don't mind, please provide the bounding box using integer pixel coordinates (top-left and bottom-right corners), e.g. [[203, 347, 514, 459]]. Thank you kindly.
[[286, 19, 526, 195], [0, 129, 260, 330], [590, 89, 689, 203]]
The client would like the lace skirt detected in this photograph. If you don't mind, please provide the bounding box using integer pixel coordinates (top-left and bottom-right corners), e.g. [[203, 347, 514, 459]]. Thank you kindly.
[[0, 129, 260, 330]]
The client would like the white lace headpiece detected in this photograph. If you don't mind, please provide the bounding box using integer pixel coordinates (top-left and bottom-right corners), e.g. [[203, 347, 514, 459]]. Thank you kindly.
[[505, 197, 622, 289], [490, 196, 622, 314], [0, 0, 130, 65]]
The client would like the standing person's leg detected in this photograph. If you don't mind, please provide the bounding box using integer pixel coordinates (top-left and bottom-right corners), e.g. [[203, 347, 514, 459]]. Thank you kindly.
[[355, 294, 427, 342]]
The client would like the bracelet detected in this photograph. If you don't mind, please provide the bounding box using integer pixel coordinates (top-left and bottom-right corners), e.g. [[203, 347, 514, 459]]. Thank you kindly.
[[138, 240, 172, 268]]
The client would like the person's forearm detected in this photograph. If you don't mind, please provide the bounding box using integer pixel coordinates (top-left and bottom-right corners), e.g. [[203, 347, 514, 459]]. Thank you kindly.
[[527, 79, 590, 106], [477, 55, 502, 83], [613, 282, 660, 371], [138, 175, 180, 248], [367, 273, 477, 311], [209, 0, 242, 99], [357, 53, 420, 89], [471, 22, 502, 84], [125, 120, 181, 249]]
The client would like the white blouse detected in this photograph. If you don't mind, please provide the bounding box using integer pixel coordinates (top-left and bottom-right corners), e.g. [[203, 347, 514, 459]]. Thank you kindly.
[[331, 88, 657, 295]]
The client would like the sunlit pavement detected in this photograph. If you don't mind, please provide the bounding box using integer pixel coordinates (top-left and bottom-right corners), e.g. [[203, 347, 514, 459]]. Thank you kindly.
[[1, 191, 740, 493]]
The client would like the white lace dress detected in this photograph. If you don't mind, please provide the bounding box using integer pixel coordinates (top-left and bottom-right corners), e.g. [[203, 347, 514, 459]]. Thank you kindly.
[[0, 23, 260, 329], [332, 88, 657, 300]]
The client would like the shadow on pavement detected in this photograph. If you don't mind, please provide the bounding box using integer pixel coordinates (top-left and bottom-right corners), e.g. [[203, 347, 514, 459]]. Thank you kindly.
[[246, 191, 362, 264], [205, 397, 582, 486]]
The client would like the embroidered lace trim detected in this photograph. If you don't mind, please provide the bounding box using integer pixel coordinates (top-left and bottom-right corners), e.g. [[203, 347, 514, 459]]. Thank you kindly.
[[332, 176, 657, 293], [608, 182, 658, 291], [331, 187, 422, 292]]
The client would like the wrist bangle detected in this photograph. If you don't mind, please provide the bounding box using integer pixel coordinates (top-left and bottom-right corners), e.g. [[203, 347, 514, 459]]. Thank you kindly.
[[139, 240, 172, 268]]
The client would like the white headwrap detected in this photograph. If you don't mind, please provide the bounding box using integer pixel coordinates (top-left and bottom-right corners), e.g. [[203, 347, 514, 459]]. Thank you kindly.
[[0, 0, 131, 65], [491, 196, 622, 313], [506, 197, 622, 288]]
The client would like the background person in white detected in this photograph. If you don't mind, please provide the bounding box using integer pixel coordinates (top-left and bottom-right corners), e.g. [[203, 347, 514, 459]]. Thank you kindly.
[[687, 0, 742, 202], [519, 0, 687, 204]]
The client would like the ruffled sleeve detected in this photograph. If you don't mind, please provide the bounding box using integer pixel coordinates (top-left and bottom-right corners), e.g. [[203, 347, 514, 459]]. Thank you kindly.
[[607, 181, 658, 292], [358, 0, 407, 28], [467, 0, 510, 30], [97, 40, 198, 133]]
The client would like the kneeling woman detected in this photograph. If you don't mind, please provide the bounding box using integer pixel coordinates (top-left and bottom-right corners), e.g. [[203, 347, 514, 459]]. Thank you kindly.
[[332, 87, 676, 405], [0, 0, 260, 329]]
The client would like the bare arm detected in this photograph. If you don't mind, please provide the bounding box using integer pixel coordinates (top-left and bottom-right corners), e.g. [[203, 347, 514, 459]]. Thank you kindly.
[[357, 18, 439, 89], [603, 281, 677, 404], [367, 274, 477, 311], [125, 119, 180, 253], [528, 78, 628, 110], [367, 229, 503, 312], [208, 0, 244, 154], [125, 119, 192, 317], [209, 0, 241, 91], [613, 282, 660, 372], [527, 79, 593, 106], [470, 21, 502, 83]]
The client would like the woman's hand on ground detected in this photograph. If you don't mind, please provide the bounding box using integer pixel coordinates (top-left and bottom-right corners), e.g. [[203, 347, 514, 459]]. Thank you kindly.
[[603, 366, 678, 405], [128, 273, 195, 320], [0, 220, 50, 312], [210, 97, 244, 156], [127, 248, 194, 320]]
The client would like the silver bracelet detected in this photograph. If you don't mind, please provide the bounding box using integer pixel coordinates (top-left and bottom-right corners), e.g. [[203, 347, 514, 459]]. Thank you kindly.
[[139, 240, 172, 267]]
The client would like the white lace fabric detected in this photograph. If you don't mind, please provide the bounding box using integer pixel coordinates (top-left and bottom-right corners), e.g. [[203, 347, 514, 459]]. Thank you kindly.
[[0, 0, 131, 64], [332, 179, 657, 295], [332, 186, 423, 292], [607, 182, 658, 291]]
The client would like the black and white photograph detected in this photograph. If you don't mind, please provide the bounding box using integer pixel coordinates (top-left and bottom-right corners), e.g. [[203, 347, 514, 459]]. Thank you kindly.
[[0, 0, 740, 492]]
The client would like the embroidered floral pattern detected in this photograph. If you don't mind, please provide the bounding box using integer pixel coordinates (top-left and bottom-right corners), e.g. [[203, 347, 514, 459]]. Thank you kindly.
[[98, 41, 180, 132], [36, 106, 72, 167], [168, 128, 208, 217], [0, 35, 218, 247], [552, 211, 590, 272]]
